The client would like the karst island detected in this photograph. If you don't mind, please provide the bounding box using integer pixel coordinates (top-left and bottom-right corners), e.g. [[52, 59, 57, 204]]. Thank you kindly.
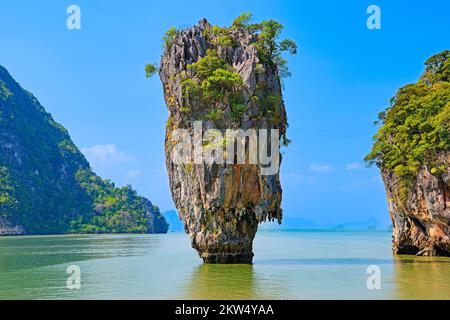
[[147, 14, 296, 263], [366, 50, 450, 256]]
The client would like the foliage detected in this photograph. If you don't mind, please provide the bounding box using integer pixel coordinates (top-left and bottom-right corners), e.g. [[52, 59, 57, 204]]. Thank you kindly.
[[216, 35, 234, 47], [145, 63, 158, 78], [179, 106, 191, 113], [181, 78, 202, 108], [231, 13, 253, 29], [279, 39, 298, 55], [230, 95, 247, 120], [365, 51, 450, 202], [282, 135, 291, 147], [256, 19, 284, 58], [187, 49, 228, 79], [207, 25, 234, 47], [0, 80, 13, 98], [172, 13, 295, 137], [162, 26, 179, 49], [72, 169, 169, 234], [0, 65, 168, 234], [230, 13, 297, 78], [261, 94, 282, 112], [58, 139, 78, 154], [201, 68, 243, 99], [255, 21, 297, 77], [273, 56, 291, 78], [210, 25, 227, 35], [421, 50, 450, 85], [183, 50, 245, 120], [204, 110, 223, 121], [0, 167, 18, 214], [165, 116, 173, 129]]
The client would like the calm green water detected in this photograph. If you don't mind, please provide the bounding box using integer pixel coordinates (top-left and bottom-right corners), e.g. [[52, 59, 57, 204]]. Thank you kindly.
[[0, 231, 449, 299]]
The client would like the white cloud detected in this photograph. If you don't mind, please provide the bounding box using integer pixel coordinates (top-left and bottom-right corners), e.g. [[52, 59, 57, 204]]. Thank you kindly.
[[286, 172, 304, 180], [309, 164, 332, 173], [125, 169, 142, 180], [346, 162, 362, 170], [281, 172, 305, 186], [307, 176, 319, 186], [81, 144, 133, 166]]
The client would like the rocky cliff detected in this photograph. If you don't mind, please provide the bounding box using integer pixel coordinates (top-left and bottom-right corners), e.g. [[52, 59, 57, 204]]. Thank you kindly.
[[366, 50, 450, 256], [158, 16, 295, 263], [382, 153, 450, 256], [0, 65, 168, 235]]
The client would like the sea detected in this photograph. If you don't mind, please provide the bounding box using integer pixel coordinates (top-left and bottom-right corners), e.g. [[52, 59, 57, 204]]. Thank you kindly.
[[0, 231, 449, 299]]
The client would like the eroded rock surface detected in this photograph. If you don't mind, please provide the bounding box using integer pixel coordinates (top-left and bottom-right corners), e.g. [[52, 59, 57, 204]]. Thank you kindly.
[[160, 19, 287, 263], [383, 153, 450, 256]]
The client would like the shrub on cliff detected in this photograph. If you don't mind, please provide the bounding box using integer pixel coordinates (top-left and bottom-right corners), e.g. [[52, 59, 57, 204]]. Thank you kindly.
[[162, 27, 179, 48], [366, 50, 450, 201], [182, 49, 244, 110], [145, 63, 158, 78]]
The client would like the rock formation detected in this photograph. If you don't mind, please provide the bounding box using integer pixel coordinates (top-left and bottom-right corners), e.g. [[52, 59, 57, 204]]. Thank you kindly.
[[366, 50, 450, 256], [159, 16, 294, 263], [0, 65, 168, 235], [382, 153, 450, 256]]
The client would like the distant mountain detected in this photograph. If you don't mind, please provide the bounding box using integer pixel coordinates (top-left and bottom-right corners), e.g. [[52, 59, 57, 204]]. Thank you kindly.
[[162, 210, 184, 232], [331, 218, 383, 231], [261, 216, 386, 231], [0, 65, 168, 235]]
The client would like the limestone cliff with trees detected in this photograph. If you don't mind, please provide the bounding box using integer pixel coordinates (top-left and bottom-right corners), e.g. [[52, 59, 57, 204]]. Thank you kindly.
[[366, 50, 450, 256], [151, 14, 296, 263]]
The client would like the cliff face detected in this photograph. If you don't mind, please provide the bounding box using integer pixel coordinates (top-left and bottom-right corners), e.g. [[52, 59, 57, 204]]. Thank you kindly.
[[0, 65, 168, 235], [382, 153, 450, 256], [366, 50, 450, 256], [159, 18, 288, 263]]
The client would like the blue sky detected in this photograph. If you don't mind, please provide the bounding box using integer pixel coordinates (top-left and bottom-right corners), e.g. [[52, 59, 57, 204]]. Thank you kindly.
[[0, 0, 449, 226]]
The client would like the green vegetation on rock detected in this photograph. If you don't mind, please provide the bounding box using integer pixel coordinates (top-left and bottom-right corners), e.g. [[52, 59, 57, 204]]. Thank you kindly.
[[162, 26, 179, 49], [230, 13, 297, 78], [151, 13, 296, 145], [204, 110, 223, 121], [0, 65, 168, 235], [145, 63, 158, 78], [181, 49, 244, 117], [365, 50, 450, 202]]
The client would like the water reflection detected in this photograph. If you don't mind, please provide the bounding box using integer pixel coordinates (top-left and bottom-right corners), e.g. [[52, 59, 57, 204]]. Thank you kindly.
[[393, 255, 450, 299], [1, 233, 450, 299], [0, 234, 162, 269], [0, 235, 162, 299], [257, 258, 394, 266], [184, 264, 263, 300]]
